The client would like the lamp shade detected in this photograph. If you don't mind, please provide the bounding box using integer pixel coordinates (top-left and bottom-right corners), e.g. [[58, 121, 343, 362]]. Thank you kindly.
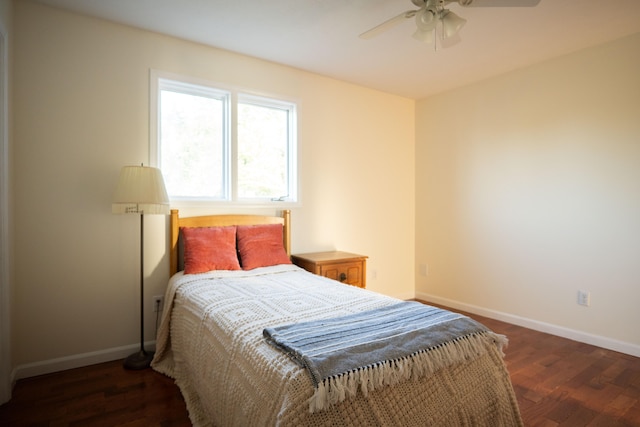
[[441, 10, 467, 39], [412, 28, 435, 43], [415, 8, 437, 32], [112, 165, 170, 215]]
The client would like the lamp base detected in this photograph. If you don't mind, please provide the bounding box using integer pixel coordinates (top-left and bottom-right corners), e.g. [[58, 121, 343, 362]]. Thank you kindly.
[[123, 350, 154, 370]]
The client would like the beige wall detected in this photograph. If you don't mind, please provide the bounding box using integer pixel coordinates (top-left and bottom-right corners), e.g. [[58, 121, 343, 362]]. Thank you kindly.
[[416, 33, 640, 353], [12, 1, 415, 373]]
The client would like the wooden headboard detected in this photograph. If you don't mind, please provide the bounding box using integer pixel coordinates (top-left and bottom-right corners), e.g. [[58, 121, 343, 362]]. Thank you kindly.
[[169, 209, 291, 276]]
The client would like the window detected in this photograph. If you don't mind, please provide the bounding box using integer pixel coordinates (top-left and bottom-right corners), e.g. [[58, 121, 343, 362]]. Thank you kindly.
[[150, 71, 298, 205]]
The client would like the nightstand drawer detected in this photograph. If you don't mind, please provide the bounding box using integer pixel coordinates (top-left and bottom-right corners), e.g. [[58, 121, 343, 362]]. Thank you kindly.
[[291, 251, 367, 288], [320, 261, 364, 287]]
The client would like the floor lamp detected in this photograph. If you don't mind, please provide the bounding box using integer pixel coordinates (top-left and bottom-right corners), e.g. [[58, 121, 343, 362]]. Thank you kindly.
[[112, 165, 170, 370]]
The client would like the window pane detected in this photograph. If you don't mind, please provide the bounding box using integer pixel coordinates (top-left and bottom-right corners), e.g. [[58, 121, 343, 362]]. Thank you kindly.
[[237, 102, 289, 199], [153, 72, 297, 205], [160, 89, 225, 198]]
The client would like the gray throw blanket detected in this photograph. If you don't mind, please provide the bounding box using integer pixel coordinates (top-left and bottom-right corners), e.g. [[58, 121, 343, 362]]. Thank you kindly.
[[264, 301, 506, 412]]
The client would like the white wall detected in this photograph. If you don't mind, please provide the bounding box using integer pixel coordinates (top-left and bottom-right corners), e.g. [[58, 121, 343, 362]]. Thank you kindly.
[[416, 33, 640, 355], [12, 1, 415, 376]]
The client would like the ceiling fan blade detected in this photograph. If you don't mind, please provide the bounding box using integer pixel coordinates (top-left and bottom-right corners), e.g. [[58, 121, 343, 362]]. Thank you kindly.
[[455, 0, 540, 6], [359, 9, 418, 40]]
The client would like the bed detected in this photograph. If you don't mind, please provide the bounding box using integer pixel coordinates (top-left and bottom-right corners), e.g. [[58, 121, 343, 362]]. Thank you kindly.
[[152, 209, 523, 426]]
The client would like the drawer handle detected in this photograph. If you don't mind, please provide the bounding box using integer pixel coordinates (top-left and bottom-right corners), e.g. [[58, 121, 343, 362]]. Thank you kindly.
[[339, 273, 347, 282]]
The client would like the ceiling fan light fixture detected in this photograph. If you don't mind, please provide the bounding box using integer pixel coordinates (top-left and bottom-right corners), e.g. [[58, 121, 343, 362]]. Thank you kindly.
[[440, 10, 467, 39], [412, 28, 435, 43], [360, 0, 541, 46], [440, 31, 462, 48], [415, 8, 437, 31]]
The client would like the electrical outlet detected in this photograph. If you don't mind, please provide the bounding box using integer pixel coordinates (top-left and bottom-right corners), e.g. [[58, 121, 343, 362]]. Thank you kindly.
[[152, 295, 164, 312], [577, 290, 590, 307]]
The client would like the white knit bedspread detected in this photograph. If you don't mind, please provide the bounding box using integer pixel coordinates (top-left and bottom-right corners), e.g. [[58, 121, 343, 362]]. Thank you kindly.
[[152, 264, 523, 427]]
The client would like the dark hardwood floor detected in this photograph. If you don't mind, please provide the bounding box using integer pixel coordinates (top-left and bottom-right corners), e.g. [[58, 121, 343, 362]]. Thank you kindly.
[[0, 358, 191, 426], [470, 312, 640, 427], [1, 306, 639, 426]]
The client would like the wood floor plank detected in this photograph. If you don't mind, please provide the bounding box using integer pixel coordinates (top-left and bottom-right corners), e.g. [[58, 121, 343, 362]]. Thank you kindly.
[[1, 302, 639, 426]]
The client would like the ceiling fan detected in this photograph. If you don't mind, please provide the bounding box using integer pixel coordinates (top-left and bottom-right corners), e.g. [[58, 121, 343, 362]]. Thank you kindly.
[[360, 0, 541, 48]]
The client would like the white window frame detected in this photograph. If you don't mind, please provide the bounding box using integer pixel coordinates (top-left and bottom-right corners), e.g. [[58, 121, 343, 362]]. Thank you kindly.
[[149, 70, 300, 207]]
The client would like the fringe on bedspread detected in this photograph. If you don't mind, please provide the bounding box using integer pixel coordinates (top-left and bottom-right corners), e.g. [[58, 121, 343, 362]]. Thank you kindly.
[[308, 331, 508, 412]]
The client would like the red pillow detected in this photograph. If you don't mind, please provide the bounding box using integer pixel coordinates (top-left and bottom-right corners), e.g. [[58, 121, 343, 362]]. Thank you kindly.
[[236, 224, 291, 270], [181, 226, 241, 274]]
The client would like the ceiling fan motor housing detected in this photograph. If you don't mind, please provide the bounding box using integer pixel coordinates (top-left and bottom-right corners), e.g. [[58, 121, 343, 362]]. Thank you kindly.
[[413, 0, 455, 10]]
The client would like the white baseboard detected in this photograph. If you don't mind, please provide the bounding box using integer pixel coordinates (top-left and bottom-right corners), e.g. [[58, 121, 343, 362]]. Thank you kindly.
[[415, 292, 640, 358], [12, 341, 157, 381]]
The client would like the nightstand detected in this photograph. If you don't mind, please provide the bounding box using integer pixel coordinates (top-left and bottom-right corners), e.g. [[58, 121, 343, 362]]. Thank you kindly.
[[291, 251, 367, 288]]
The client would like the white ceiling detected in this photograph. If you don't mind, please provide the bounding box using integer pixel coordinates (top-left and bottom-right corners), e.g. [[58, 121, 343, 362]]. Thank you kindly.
[[34, 0, 640, 99]]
